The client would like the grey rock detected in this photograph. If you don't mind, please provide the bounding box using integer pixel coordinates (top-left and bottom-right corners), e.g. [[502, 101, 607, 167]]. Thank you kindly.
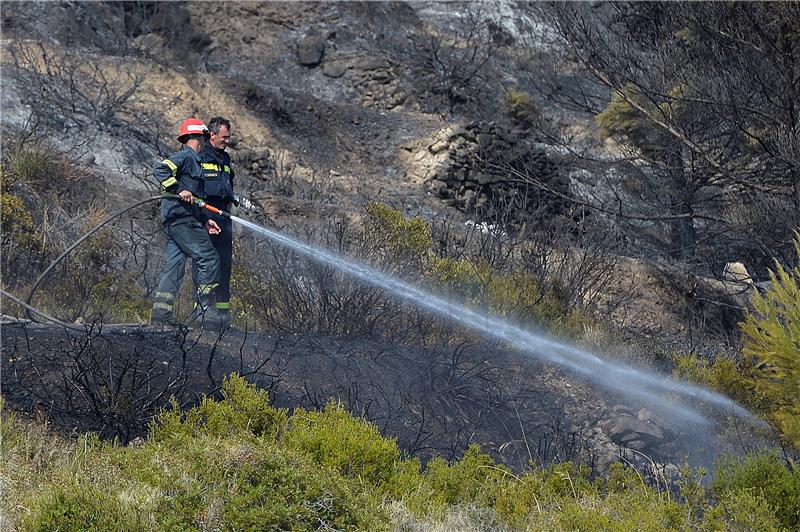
[[601, 415, 665, 448], [322, 60, 348, 78], [297, 34, 326, 66]]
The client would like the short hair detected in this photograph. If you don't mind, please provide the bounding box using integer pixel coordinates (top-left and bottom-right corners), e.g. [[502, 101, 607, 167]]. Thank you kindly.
[[207, 117, 231, 135]]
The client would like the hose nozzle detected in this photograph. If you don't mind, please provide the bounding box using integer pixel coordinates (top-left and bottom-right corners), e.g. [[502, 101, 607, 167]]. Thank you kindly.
[[193, 196, 230, 217]]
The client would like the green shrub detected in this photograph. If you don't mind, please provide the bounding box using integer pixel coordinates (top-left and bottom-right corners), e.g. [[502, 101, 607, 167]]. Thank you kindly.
[[402, 444, 516, 519], [139, 440, 383, 530], [23, 483, 144, 532], [151, 373, 287, 442], [701, 488, 780, 531], [712, 452, 800, 529], [740, 235, 800, 449], [671, 353, 758, 410], [284, 401, 406, 491], [365, 202, 432, 263], [5, 141, 54, 187], [430, 257, 593, 337], [7, 385, 797, 532], [503, 87, 540, 123], [533, 491, 685, 532]]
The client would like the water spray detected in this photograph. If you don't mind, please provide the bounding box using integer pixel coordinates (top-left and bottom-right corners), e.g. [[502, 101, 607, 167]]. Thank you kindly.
[[16, 193, 760, 430], [227, 213, 759, 428]]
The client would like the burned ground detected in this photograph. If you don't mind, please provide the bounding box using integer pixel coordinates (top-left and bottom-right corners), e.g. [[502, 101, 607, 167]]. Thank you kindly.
[[2, 319, 626, 472], [3, 314, 755, 476]]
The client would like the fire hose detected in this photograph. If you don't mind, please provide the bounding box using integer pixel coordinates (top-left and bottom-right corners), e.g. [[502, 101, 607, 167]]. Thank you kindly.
[[13, 194, 231, 324]]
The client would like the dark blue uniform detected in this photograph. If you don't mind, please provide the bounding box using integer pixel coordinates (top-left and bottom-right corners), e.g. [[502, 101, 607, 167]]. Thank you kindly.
[[196, 144, 235, 318], [151, 148, 221, 323]]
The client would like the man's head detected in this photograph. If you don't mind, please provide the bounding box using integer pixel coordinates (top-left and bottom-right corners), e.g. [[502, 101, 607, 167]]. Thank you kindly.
[[177, 118, 210, 152], [208, 117, 232, 151]]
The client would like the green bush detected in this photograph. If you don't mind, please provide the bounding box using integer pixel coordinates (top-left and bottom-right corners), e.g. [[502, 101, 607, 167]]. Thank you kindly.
[[701, 488, 781, 531], [740, 235, 800, 449], [671, 353, 759, 410], [23, 483, 145, 532], [365, 202, 432, 264], [5, 382, 797, 531], [430, 257, 593, 337], [5, 141, 55, 187], [284, 401, 408, 491], [134, 439, 383, 531], [401, 444, 517, 520], [712, 452, 800, 529], [503, 87, 540, 123], [151, 373, 287, 442]]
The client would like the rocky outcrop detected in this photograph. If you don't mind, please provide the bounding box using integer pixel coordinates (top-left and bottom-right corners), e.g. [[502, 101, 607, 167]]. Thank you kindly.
[[348, 55, 408, 110], [420, 121, 565, 223], [600, 406, 675, 452]]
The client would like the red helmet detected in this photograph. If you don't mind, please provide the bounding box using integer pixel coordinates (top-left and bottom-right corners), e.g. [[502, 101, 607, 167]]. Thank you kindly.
[[177, 118, 210, 143]]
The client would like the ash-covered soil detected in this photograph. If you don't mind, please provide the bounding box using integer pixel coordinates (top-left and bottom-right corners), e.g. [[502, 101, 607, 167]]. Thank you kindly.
[[2, 320, 601, 470], [2, 318, 756, 474]]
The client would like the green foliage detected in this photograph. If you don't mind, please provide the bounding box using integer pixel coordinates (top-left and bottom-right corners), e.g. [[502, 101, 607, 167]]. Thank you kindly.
[[671, 353, 758, 409], [503, 86, 540, 123], [713, 452, 800, 529], [740, 235, 800, 449], [430, 257, 593, 337], [284, 401, 407, 491], [1, 188, 42, 255], [415, 445, 512, 509], [365, 202, 433, 262], [129, 439, 383, 531], [4, 383, 798, 531], [5, 141, 54, 187], [151, 373, 287, 442], [596, 84, 649, 139], [701, 488, 781, 531], [23, 483, 144, 532], [1, 166, 44, 282], [596, 82, 693, 158], [87, 272, 152, 323]]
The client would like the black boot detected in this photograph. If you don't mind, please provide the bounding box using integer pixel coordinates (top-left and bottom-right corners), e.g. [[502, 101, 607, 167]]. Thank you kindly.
[[197, 293, 225, 331], [150, 307, 182, 327]]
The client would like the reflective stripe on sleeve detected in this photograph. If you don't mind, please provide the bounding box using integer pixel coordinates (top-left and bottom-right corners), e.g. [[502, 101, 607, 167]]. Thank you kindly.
[[215, 302, 230, 310], [162, 159, 178, 173], [224, 165, 230, 173], [162, 177, 178, 188], [154, 291, 175, 301], [153, 302, 173, 311]]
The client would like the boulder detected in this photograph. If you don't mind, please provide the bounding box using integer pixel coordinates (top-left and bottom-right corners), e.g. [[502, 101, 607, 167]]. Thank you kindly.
[[723, 261, 753, 286], [297, 34, 326, 66], [322, 60, 348, 78], [601, 414, 665, 449]]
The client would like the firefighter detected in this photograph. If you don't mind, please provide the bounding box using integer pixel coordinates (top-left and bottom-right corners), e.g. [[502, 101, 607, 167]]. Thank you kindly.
[[150, 118, 224, 328], [195, 117, 236, 327]]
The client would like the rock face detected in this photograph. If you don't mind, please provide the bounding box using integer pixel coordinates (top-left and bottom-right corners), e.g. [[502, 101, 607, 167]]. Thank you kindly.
[[423, 121, 565, 224], [600, 407, 675, 452]]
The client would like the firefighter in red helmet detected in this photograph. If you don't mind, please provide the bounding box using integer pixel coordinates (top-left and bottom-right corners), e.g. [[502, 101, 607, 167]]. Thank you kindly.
[[150, 118, 224, 329]]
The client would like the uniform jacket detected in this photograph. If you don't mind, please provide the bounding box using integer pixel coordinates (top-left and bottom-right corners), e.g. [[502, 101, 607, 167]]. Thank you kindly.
[[154, 147, 209, 224], [199, 144, 235, 208]]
